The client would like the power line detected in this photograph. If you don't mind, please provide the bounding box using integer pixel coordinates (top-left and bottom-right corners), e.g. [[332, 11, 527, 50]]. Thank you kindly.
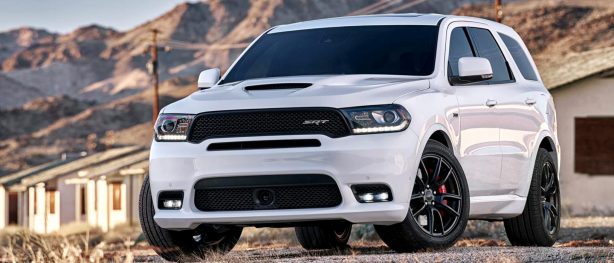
[[386, 0, 427, 14], [161, 40, 249, 51]]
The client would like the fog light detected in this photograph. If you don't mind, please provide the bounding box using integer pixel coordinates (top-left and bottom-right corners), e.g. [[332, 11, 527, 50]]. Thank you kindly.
[[352, 184, 392, 203], [358, 193, 375, 202], [375, 192, 389, 201], [158, 191, 184, 210], [162, 200, 182, 209]]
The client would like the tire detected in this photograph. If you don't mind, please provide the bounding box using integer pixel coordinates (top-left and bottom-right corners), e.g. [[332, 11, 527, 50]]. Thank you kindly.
[[139, 176, 243, 261], [295, 221, 352, 250], [504, 149, 560, 246], [375, 140, 470, 252]]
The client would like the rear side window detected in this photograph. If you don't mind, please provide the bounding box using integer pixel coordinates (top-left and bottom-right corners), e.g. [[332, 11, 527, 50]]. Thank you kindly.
[[467, 28, 513, 83], [499, 33, 538, 81], [448, 27, 475, 77]]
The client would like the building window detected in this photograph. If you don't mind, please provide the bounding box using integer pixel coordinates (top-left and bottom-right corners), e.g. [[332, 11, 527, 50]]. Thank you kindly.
[[48, 191, 56, 214], [8, 192, 18, 224], [80, 186, 87, 216], [112, 183, 122, 211], [33, 190, 37, 215], [575, 117, 614, 175]]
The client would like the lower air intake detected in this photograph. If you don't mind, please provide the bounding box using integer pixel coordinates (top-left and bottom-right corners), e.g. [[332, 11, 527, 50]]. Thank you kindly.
[[193, 174, 342, 211]]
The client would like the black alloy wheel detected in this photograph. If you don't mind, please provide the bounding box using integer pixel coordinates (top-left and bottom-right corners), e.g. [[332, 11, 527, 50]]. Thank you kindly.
[[375, 140, 469, 252], [504, 148, 560, 246], [541, 161, 560, 235], [410, 154, 464, 236]]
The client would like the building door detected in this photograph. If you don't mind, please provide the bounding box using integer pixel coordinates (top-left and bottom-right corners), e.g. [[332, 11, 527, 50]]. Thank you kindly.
[[8, 192, 18, 225]]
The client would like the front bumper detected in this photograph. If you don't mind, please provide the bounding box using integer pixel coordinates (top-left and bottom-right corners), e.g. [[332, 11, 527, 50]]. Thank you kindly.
[[149, 131, 420, 229]]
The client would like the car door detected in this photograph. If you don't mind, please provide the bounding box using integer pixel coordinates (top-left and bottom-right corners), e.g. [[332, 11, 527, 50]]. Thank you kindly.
[[494, 33, 545, 193], [446, 25, 503, 197]]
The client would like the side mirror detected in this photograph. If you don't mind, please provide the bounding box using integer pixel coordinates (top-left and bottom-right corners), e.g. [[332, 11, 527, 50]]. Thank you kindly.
[[454, 57, 493, 84], [197, 68, 220, 90]]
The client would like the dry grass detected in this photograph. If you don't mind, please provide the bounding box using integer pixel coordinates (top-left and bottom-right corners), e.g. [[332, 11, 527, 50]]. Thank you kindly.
[[2, 218, 613, 262], [0, 224, 141, 263]]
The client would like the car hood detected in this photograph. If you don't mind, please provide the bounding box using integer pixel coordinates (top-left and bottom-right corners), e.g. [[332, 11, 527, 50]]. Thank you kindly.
[[163, 75, 430, 114]]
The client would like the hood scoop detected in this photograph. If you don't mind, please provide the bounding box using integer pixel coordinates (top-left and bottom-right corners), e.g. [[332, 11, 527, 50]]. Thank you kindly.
[[244, 83, 312, 91]]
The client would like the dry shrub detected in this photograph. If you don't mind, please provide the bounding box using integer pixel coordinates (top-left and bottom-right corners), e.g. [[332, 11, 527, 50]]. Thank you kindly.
[[455, 238, 507, 247], [0, 229, 83, 262], [558, 239, 614, 247], [0, 226, 139, 263], [238, 227, 298, 248]]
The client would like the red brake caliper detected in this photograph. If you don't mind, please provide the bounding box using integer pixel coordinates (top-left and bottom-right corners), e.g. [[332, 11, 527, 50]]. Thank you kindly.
[[437, 176, 448, 216]]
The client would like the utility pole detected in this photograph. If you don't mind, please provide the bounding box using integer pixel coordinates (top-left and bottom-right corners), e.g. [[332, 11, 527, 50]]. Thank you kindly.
[[149, 29, 160, 124], [495, 0, 503, 23]]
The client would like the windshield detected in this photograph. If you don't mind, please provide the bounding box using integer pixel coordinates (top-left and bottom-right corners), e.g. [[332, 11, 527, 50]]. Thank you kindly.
[[221, 25, 439, 84]]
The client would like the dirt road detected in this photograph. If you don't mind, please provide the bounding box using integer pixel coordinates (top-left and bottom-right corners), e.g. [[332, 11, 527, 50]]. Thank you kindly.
[[131, 217, 614, 262], [133, 245, 614, 262]]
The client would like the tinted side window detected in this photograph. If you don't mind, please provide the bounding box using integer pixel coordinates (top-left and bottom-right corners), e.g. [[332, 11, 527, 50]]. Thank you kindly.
[[499, 33, 538, 81], [467, 28, 513, 82], [448, 27, 474, 77]]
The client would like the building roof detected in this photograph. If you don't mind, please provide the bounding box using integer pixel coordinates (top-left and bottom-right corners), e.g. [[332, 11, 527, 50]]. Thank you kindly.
[[9, 146, 143, 191], [0, 160, 70, 187], [539, 47, 614, 89], [79, 149, 149, 179]]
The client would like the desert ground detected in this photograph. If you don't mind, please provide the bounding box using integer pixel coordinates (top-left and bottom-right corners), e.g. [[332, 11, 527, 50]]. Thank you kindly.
[[132, 217, 614, 262], [5, 217, 612, 262]]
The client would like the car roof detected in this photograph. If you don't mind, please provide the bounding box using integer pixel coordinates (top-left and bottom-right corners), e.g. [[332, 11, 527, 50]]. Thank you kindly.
[[269, 13, 513, 34]]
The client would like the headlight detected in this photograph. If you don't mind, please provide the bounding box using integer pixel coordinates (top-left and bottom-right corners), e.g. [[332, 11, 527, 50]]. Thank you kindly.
[[342, 105, 410, 134], [154, 114, 194, 141]]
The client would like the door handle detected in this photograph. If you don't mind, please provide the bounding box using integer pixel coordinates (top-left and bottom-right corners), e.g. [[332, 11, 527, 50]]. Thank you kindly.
[[486, 99, 498, 107], [525, 98, 537, 105]]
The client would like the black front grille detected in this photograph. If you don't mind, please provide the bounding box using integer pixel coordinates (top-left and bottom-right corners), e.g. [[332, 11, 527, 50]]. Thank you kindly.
[[194, 174, 342, 211], [187, 108, 350, 143]]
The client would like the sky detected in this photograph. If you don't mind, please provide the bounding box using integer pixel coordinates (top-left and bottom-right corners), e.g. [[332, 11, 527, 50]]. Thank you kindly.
[[0, 0, 198, 34]]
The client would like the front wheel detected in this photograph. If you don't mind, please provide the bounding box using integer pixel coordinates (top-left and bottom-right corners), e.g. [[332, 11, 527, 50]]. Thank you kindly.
[[139, 176, 243, 261], [375, 140, 470, 252]]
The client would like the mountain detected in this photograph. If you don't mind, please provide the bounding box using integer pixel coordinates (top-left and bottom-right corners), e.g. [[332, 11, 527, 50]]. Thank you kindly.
[[0, 27, 56, 62], [453, 0, 614, 58], [0, 0, 504, 107], [0, 0, 612, 175], [0, 73, 45, 109]]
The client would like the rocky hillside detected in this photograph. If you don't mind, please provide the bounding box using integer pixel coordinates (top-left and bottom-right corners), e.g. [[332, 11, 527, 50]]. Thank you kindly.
[[0, 0, 612, 174], [0, 0, 501, 174], [0, 73, 45, 109], [453, 0, 614, 64], [0, 0, 500, 108]]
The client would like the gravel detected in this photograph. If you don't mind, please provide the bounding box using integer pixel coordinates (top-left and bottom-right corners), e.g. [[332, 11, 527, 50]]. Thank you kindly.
[[132, 217, 614, 262]]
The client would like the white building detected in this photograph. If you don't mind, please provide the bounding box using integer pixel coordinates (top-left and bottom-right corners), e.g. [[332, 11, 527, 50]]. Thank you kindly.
[[0, 146, 148, 233], [540, 47, 614, 215]]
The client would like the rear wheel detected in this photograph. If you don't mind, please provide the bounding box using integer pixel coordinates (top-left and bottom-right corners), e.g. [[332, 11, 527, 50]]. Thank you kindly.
[[139, 176, 243, 261], [504, 149, 560, 246], [295, 221, 352, 250], [375, 140, 469, 252]]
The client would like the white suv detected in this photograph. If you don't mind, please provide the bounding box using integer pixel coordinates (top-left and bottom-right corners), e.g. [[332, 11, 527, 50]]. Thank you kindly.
[[140, 14, 561, 261]]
